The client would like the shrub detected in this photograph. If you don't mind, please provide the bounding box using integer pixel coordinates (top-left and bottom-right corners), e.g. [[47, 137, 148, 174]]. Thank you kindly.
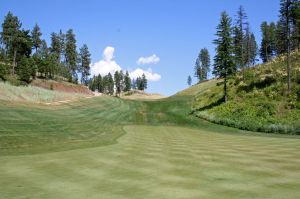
[[0, 63, 9, 80]]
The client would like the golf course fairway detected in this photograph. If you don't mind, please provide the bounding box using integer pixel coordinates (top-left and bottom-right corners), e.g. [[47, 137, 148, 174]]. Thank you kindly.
[[1, 93, 300, 199]]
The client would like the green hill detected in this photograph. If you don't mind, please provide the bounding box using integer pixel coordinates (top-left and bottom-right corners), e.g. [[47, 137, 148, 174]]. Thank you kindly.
[[190, 53, 300, 134]]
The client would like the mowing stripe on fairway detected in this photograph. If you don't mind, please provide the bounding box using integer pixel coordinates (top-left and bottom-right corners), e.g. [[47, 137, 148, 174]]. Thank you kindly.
[[0, 125, 300, 199]]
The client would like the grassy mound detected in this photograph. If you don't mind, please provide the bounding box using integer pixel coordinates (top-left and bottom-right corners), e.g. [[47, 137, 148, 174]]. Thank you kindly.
[[0, 82, 87, 103], [192, 53, 300, 134]]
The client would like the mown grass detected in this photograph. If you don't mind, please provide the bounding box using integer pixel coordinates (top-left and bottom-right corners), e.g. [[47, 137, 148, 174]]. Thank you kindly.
[[1, 81, 300, 198], [1, 125, 300, 199]]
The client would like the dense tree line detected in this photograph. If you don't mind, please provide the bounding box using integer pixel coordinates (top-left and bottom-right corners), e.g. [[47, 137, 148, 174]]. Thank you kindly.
[[193, 1, 299, 102], [88, 71, 147, 96], [0, 12, 91, 84]]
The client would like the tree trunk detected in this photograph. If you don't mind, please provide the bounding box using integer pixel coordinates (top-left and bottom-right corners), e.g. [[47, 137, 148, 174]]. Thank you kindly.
[[287, 0, 292, 95], [287, 43, 291, 94], [224, 76, 227, 103], [12, 49, 17, 75]]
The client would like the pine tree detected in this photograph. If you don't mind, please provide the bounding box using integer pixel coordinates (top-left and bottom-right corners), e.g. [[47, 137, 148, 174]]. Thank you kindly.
[[119, 70, 125, 91], [291, 0, 300, 49], [249, 33, 258, 66], [96, 74, 103, 93], [200, 48, 210, 80], [107, 72, 114, 95], [136, 77, 142, 90], [187, 75, 192, 86], [1, 12, 23, 74], [124, 71, 131, 92], [50, 32, 61, 62], [260, 22, 276, 62], [65, 29, 77, 81], [244, 24, 258, 67], [279, 0, 294, 94], [213, 11, 235, 103], [114, 71, 121, 96], [31, 23, 42, 53], [79, 44, 91, 86], [142, 73, 147, 90], [233, 5, 248, 70], [194, 53, 201, 82], [58, 29, 65, 62]]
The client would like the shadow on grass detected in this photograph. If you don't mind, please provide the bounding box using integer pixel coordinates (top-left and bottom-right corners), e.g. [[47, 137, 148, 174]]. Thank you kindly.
[[190, 97, 224, 114]]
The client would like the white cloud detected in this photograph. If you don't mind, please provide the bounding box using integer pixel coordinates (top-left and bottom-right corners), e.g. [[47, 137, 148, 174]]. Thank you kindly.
[[137, 54, 160, 65], [91, 47, 161, 82], [90, 46, 122, 76], [129, 68, 161, 82]]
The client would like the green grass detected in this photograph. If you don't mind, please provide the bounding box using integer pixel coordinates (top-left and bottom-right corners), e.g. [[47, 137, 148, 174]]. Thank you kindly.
[[1, 85, 300, 198], [1, 125, 300, 199], [192, 52, 300, 134], [0, 82, 87, 103]]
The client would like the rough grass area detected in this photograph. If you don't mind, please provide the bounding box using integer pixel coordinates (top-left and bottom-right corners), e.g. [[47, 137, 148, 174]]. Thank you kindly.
[[0, 82, 87, 103], [192, 52, 300, 134], [1, 125, 300, 199]]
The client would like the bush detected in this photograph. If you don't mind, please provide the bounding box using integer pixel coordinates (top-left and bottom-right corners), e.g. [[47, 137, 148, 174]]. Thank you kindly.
[[17, 57, 36, 83], [0, 63, 9, 80]]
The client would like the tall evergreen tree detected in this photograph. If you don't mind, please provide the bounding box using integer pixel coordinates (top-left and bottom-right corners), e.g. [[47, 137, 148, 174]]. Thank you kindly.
[[233, 5, 248, 70], [194, 53, 201, 81], [65, 29, 77, 81], [244, 24, 258, 67], [291, 0, 300, 49], [194, 48, 210, 82], [107, 72, 114, 95], [124, 71, 131, 92], [31, 23, 42, 53], [50, 32, 61, 62], [114, 70, 121, 96], [142, 73, 147, 90], [58, 29, 65, 62], [187, 75, 192, 86], [260, 22, 276, 62], [279, 0, 294, 94], [200, 48, 210, 80], [1, 12, 23, 74], [79, 44, 91, 86], [213, 11, 235, 103]]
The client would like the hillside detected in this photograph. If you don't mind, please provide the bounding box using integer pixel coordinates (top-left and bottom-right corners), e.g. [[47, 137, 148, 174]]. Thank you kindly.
[[0, 80, 91, 104], [190, 53, 300, 134], [121, 90, 166, 100]]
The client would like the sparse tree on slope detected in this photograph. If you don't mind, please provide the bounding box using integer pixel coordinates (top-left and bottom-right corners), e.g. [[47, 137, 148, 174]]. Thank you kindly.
[[260, 22, 276, 63], [279, 0, 294, 94], [124, 71, 131, 92], [79, 44, 91, 86], [65, 29, 77, 82], [1, 12, 23, 74], [200, 48, 210, 80], [31, 23, 42, 54], [233, 5, 247, 70], [187, 75, 192, 86], [213, 11, 235, 103], [114, 71, 121, 96], [194, 48, 210, 82], [142, 73, 147, 90], [107, 72, 114, 95]]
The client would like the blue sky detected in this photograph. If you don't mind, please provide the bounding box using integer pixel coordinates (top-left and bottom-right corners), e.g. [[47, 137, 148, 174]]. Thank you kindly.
[[0, 0, 280, 96]]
